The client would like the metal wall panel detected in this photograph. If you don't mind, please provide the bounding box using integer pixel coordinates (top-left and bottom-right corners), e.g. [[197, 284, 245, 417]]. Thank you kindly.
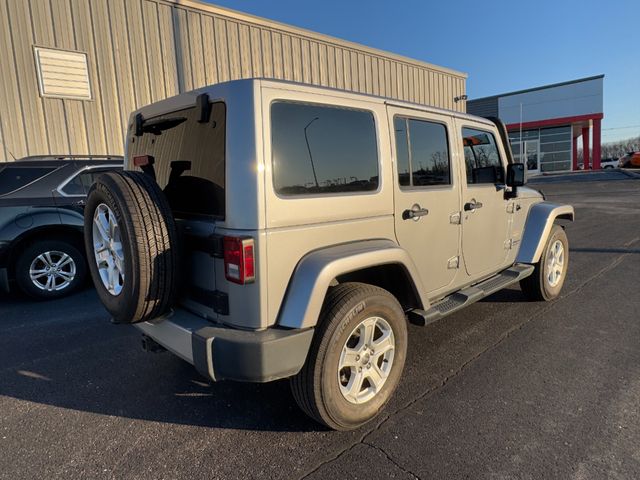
[[0, 0, 466, 161]]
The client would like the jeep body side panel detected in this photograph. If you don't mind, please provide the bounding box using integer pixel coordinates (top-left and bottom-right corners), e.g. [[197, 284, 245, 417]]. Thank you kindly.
[[260, 83, 397, 328], [277, 239, 428, 329], [516, 202, 575, 264]]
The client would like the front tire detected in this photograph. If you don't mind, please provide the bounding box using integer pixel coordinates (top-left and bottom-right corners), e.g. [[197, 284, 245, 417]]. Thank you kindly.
[[520, 224, 569, 301], [291, 282, 408, 430], [15, 239, 86, 300]]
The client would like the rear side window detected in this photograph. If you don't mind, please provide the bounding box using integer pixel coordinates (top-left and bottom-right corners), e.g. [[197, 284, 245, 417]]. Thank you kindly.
[[462, 127, 504, 184], [60, 167, 123, 195], [271, 101, 379, 196], [0, 166, 56, 196], [127, 102, 226, 218], [394, 116, 450, 187]]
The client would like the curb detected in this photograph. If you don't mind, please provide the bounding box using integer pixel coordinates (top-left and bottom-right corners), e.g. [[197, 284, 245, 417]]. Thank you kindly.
[[619, 169, 640, 179]]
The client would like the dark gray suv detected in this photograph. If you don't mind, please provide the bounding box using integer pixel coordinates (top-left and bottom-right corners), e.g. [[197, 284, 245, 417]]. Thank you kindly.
[[0, 155, 122, 299]]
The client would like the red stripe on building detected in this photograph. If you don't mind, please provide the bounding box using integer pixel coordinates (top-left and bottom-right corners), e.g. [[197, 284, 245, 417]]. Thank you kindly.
[[505, 113, 604, 131]]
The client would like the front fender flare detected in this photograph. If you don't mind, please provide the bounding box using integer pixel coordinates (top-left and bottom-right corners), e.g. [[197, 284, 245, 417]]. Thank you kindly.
[[516, 202, 574, 264], [277, 239, 428, 329]]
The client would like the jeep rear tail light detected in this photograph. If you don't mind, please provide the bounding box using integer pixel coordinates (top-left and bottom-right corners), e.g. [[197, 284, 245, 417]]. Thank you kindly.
[[223, 236, 255, 285]]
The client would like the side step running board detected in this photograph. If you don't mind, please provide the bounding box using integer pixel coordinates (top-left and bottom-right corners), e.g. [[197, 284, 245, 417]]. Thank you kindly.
[[407, 264, 535, 327]]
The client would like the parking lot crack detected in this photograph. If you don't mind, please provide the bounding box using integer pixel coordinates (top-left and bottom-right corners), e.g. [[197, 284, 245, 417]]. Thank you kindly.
[[299, 243, 637, 480], [361, 441, 422, 479]]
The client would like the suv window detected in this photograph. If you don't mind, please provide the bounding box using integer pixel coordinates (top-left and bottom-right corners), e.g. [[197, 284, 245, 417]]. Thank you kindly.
[[394, 116, 450, 187], [462, 127, 504, 184], [61, 167, 122, 195], [271, 101, 378, 196], [0, 166, 57, 196], [127, 102, 226, 218]]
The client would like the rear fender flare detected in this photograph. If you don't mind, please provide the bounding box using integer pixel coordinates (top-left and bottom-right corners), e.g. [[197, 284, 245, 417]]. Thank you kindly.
[[277, 239, 428, 329], [516, 202, 574, 264]]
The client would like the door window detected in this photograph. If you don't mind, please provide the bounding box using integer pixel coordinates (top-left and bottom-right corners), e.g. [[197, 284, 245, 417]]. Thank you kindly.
[[394, 117, 450, 187], [462, 127, 504, 184]]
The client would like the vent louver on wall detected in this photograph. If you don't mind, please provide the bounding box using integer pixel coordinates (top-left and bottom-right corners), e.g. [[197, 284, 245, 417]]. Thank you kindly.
[[33, 47, 92, 100]]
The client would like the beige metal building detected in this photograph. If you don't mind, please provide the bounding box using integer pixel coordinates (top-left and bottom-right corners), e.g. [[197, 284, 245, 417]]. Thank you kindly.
[[0, 0, 467, 162]]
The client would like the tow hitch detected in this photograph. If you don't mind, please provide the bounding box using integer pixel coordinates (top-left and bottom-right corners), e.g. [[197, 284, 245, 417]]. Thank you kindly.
[[141, 334, 167, 353]]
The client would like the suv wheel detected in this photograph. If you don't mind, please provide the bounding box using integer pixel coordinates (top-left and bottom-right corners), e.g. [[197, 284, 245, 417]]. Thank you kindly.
[[520, 224, 569, 301], [291, 282, 407, 430], [84, 171, 180, 324], [15, 239, 86, 300]]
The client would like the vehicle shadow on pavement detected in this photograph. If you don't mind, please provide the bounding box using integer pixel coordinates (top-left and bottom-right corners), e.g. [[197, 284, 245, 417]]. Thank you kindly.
[[570, 247, 640, 254], [479, 286, 526, 304], [0, 289, 324, 433]]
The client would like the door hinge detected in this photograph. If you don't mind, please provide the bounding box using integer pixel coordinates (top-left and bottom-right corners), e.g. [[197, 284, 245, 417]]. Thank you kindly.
[[449, 212, 461, 225], [184, 232, 224, 258], [447, 256, 460, 269], [506, 203, 522, 214], [504, 238, 521, 250], [190, 286, 229, 315]]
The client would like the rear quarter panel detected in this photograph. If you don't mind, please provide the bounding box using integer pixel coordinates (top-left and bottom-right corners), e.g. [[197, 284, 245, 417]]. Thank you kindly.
[[260, 85, 395, 327]]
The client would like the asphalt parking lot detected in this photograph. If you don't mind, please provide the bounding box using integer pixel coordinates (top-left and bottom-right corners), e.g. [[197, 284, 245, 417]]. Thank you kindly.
[[1, 172, 639, 479]]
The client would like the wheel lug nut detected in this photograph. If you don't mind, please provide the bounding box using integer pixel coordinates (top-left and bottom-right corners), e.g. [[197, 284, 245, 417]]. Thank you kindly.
[[356, 355, 360, 361], [358, 367, 362, 372], [367, 363, 371, 369]]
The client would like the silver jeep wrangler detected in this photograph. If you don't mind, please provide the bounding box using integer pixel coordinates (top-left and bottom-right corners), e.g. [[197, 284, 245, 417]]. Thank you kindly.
[[84, 78, 573, 430]]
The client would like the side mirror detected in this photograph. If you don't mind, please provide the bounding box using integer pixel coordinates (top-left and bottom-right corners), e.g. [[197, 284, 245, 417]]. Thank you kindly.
[[506, 163, 525, 187]]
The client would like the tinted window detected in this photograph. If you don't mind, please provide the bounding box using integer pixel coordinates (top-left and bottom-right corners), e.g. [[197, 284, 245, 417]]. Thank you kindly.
[[271, 101, 378, 195], [0, 166, 56, 196], [61, 167, 123, 195], [127, 103, 226, 217], [394, 117, 450, 187], [462, 127, 504, 184]]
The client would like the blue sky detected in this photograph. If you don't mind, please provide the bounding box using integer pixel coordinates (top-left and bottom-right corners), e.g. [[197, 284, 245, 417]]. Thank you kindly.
[[208, 0, 639, 143]]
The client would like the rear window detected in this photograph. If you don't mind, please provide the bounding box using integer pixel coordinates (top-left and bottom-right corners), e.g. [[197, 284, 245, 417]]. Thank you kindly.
[[0, 166, 57, 196], [60, 167, 123, 196], [127, 102, 226, 218], [271, 101, 379, 196]]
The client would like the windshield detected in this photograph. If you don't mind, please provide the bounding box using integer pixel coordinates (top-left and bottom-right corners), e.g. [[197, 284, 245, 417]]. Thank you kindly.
[[127, 102, 226, 218]]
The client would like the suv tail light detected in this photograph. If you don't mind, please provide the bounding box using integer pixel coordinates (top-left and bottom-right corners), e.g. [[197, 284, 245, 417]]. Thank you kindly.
[[223, 236, 255, 285]]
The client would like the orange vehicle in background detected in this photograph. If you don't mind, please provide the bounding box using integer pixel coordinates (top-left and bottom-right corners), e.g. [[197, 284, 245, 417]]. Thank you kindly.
[[619, 152, 640, 168]]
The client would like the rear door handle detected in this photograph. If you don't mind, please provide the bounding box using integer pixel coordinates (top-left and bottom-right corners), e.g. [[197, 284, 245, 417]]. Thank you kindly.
[[403, 204, 429, 221], [464, 200, 483, 211]]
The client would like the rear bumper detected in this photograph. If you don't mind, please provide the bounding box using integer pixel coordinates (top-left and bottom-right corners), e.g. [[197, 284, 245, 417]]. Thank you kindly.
[[135, 308, 314, 383]]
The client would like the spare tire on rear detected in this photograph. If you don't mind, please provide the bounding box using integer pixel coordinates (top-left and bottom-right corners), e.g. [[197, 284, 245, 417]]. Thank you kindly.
[[84, 171, 180, 324]]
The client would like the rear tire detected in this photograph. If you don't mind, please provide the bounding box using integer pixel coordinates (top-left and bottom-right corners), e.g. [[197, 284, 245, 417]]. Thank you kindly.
[[520, 224, 569, 301], [83, 171, 180, 324], [15, 239, 86, 300], [291, 282, 408, 430]]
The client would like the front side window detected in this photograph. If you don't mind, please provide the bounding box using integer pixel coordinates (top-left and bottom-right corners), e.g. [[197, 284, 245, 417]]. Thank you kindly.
[[394, 116, 450, 187], [462, 127, 504, 184], [271, 101, 379, 196]]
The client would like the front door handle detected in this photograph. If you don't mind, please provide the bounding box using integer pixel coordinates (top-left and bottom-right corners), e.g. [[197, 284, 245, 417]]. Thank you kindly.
[[464, 200, 483, 211], [403, 204, 429, 221]]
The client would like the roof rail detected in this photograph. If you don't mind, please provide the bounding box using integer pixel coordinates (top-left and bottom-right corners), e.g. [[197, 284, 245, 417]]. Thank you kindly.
[[16, 154, 124, 161]]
